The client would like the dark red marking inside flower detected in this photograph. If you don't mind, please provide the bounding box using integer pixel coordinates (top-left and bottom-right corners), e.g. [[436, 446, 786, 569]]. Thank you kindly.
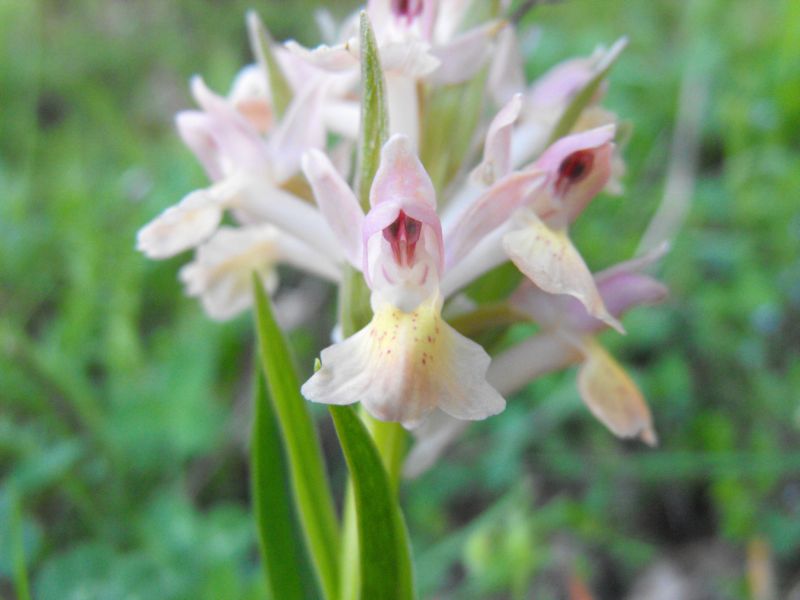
[[391, 0, 424, 21], [383, 210, 423, 267], [555, 149, 594, 196]]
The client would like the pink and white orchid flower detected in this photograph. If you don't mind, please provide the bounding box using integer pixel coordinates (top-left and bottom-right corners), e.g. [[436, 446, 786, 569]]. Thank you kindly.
[[404, 245, 668, 477], [301, 134, 508, 427], [444, 124, 624, 332]]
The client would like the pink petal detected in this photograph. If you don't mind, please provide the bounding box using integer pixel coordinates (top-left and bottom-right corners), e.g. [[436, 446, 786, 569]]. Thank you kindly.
[[445, 170, 545, 269], [371, 135, 436, 208], [528, 125, 616, 224]]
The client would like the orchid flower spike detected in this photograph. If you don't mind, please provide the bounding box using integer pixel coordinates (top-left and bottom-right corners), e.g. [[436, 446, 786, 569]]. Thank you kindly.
[[301, 134, 506, 428]]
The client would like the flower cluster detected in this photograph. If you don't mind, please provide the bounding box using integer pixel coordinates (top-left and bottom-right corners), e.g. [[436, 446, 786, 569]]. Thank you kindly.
[[139, 0, 667, 474]]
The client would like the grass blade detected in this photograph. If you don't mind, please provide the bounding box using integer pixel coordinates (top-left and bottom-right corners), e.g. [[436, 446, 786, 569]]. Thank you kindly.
[[330, 406, 415, 600], [252, 277, 340, 600], [251, 371, 317, 600]]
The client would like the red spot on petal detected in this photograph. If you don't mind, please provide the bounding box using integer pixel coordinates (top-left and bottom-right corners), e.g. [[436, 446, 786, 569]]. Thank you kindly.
[[555, 149, 595, 196]]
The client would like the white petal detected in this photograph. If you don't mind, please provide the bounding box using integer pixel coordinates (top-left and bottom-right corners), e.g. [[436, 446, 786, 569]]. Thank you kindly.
[[179, 226, 281, 320], [322, 100, 361, 139], [502, 208, 624, 333], [381, 40, 441, 78], [427, 21, 498, 85], [137, 187, 226, 259], [268, 81, 328, 182], [302, 295, 505, 428], [175, 111, 225, 181], [179, 224, 339, 321], [370, 134, 437, 210], [440, 225, 508, 298], [284, 39, 358, 71], [234, 183, 345, 263]]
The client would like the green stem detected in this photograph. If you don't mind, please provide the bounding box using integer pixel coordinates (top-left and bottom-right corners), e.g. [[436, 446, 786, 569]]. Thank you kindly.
[[339, 486, 359, 600], [364, 414, 407, 490]]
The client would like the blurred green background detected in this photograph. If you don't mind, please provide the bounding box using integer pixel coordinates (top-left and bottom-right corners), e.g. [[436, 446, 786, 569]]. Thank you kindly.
[[1, 0, 799, 598]]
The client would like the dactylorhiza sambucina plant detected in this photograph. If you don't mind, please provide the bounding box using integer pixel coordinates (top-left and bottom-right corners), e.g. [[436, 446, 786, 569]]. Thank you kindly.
[[137, 1, 669, 598]]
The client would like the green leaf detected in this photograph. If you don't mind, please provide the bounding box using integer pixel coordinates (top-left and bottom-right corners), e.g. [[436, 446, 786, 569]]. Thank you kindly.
[[247, 10, 293, 120], [252, 277, 340, 600], [355, 11, 389, 210], [545, 38, 627, 147], [329, 406, 415, 600], [251, 372, 317, 600]]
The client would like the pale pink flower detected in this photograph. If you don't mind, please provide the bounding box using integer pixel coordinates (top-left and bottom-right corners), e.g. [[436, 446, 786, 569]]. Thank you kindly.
[[301, 134, 510, 427]]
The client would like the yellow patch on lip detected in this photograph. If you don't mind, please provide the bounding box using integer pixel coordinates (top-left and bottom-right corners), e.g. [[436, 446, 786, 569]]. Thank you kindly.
[[370, 298, 445, 371]]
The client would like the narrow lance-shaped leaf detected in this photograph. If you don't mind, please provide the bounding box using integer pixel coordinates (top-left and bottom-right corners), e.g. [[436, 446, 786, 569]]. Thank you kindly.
[[247, 10, 293, 119], [252, 276, 340, 600], [355, 11, 389, 210], [330, 405, 416, 600], [546, 38, 627, 146], [251, 372, 318, 600]]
